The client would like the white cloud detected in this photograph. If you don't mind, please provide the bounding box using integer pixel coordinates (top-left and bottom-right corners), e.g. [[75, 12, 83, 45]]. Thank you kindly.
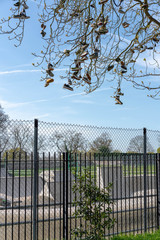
[[95, 87, 111, 92], [34, 113, 50, 119], [61, 92, 86, 99], [0, 68, 68, 75], [54, 68, 68, 72], [72, 99, 94, 104], [0, 99, 48, 109], [0, 69, 41, 75]]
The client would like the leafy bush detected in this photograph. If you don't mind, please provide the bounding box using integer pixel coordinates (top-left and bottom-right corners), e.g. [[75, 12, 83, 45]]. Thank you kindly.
[[157, 147, 160, 153], [71, 168, 115, 240]]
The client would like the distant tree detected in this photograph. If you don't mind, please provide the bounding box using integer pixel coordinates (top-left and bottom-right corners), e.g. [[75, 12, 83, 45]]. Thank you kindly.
[[157, 147, 160, 153], [30, 135, 47, 153], [50, 130, 88, 167], [111, 150, 122, 157], [157, 136, 160, 153], [7, 124, 31, 153], [50, 130, 88, 153], [0, 105, 9, 153], [90, 132, 112, 156], [112, 150, 122, 154], [2, 148, 26, 161], [126, 151, 138, 154], [127, 135, 154, 153]]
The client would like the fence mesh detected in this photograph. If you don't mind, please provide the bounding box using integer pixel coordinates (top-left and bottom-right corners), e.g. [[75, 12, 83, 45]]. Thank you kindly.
[[1, 119, 160, 155]]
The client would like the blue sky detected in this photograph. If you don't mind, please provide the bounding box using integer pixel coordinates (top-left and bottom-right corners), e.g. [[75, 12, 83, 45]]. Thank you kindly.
[[0, 0, 160, 131]]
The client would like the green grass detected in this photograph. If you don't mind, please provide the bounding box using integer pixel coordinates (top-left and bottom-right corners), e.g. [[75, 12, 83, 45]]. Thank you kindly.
[[123, 164, 156, 176], [111, 230, 160, 240], [8, 165, 96, 177], [8, 164, 156, 177]]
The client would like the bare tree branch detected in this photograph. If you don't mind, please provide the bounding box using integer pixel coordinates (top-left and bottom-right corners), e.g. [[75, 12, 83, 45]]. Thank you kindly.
[[1, 0, 160, 103]]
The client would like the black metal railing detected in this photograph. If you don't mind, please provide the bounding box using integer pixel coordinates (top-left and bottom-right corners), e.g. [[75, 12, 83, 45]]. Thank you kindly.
[[0, 152, 159, 240], [0, 119, 160, 240]]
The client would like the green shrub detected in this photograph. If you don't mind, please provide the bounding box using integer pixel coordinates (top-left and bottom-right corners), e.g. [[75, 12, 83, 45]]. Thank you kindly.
[[157, 147, 160, 153], [71, 168, 115, 240]]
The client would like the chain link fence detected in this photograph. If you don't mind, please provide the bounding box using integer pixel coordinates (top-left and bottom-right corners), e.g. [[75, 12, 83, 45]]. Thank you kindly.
[[1, 119, 160, 156]]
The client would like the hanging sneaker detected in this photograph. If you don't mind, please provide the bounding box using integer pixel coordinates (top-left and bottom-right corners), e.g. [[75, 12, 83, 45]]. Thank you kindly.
[[63, 84, 73, 91], [130, 48, 135, 53], [47, 63, 54, 71], [76, 49, 82, 56], [81, 51, 88, 58], [64, 49, 70, 56], [153, 37, 159, 43], [81, 44, 89, 51], [14, 2, 21, 7], [46, 69, 54, 77], [75, 62, 81, 68], [104, 16, 109, 25], [72, 70, 79, 76], [74, 58, 84, 64], [117, 88, 124, 96], [40, 30, 46, 37], [97, 21, 104, 26], [82, 76, 91, 84], [22, 2, 29, 9], [118, 6, 125, 14], [19, 11, 30, 19], [121, 65, 127, 70], [130, 59, 136, 63], [115, 100, 123, 105], [115, 57, 121, 62], [46, 78, 54, 84], [13, 14, 21, 19], [115, 95, 123, 105], [41, 23, 46, 29], [107, 65, 114, 71], [97, 27, 108, 34], [98, 16, 104, 26], [140, 48, 146, 53], [84, 18, 93, 24], [121, 70, 127, 74], [96, 34, 100, 42], [147, 46, 153, 50], [71, 67, 82, 71], [71, 75, 81, 80], [70, 12, 79, 17], [120, 61, 125, 66], [89, 52, 98, 59], [91, 23, 98, 28], [44, 82, 49, 87], [118, 92, 124, 96], [122, 22, 130, 28], [81, 56, 88, 61], [86, 72, 91, 81], [99, 0, 109, 4], [90, 4, 95, 8], [14, 13, 30, 19]]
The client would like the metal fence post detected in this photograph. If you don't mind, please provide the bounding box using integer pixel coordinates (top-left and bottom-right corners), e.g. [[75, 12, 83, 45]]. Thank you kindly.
[[63, 152, 69, 240], [143, 128, 147, 232], [156, 153, 160, 229], [66, 152, 69, 240], [33, 119, 38, 240]]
